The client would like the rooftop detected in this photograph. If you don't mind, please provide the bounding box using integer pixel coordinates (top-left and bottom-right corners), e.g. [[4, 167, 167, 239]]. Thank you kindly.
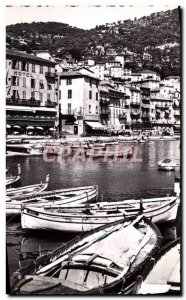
[[59, 71, 100, 81], [6, 49, 56, 66], [141, 69, 159, 74]]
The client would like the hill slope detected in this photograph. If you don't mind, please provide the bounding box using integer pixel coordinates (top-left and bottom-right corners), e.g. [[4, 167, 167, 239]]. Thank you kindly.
[[6, 8, 181, 77]]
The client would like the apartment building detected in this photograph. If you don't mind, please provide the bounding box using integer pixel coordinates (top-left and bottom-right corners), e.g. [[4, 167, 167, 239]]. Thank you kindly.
[[6, 49, 58, 134], [59, 72, 102, 135]]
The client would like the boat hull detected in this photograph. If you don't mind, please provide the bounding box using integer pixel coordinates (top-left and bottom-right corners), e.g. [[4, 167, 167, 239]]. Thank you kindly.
[[6, 185, 98, 217], [21, 197, 178, 232], [6, 176, 21, 189], [10, 216, 162, 295]]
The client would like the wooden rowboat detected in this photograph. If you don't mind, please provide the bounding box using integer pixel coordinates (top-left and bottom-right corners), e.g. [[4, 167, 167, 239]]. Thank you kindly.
[[6, 175, 49, 200], [20, 196, 178, 232], [10, 215, 162, 295], [6, 185, 98, 217], [6, 164, 21, 189], [135, 238, 180, 295], [157, 159, 176, 171]]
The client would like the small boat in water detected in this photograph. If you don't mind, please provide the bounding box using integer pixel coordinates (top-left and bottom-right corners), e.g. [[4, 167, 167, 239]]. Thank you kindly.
[[6, 143, 43, 155], [10, 215, 162, 295], [6, 164, 21, 189], [6, 175, 49, 200], [21, 196, 178, 232], [157, 159, 176, 171], [6, 185, 98, 217], [136, 238, 180, 295]]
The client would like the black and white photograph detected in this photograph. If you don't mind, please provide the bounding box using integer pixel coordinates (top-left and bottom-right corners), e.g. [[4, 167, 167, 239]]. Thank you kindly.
[[5, 2, 181, 295]]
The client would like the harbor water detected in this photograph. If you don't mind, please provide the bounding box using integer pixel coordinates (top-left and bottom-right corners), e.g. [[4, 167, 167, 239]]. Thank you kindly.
[[6, 139, 181, 279]]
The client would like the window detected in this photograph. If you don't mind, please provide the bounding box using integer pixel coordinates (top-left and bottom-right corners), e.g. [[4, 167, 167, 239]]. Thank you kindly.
[[40, 65, 43, 74], [12, 90, 17, 99], [39, 92, 43, 101], [47, 93, 51, 101], [89, 79, 92, 87], [21, 61, 27, 71], [68, 90, 72, 98], [68, 103, 71, 114], [48, 66, 51, 73], [31, 79, 35, 88], [39, 80, 44, 89], [23, 77, 26, 87], [96, 106, 98, 114], [23, 91, 26, 99], [11, 76, 19, 86], [67, 78, 72, 85], [96, 92, 98, 101], [59, 90, 61, 99], [89, 105, 91, 113], [47, 83, 52, 90], [12, 60, 19, 70], [31, 91, 35, 100], [26, 63, 29, 72], [89, 91, 92, 99], [32, 64, 35, 73]]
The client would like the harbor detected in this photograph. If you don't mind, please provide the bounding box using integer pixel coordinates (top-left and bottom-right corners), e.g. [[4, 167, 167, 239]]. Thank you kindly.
[[6, 138, 181, 294]]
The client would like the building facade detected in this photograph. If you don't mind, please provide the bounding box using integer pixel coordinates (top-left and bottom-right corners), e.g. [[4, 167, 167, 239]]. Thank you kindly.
[[59, 72, 102, 135], [6, 49, 58, 134]]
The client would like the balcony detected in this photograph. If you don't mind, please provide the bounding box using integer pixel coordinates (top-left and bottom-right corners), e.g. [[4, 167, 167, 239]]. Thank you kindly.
[[141, 96, 150, 101], [151, 119, 173, 125], [109, 91, 121, 99], [6, 114, 56, 122], [155, 104, 171, 109], [6, 98, 41, 107], [45, 101, 57, 108], [141, 103, 150, 109], [45, 72, 56, 78], [100, 97, 110, 105], [130, 101, 140, 107], [118, 113, 126, 120], [131, 109, 140, 116], [141, 113, 150, 119], [151, 96, 172, 101], [100, 109, 111, 116]]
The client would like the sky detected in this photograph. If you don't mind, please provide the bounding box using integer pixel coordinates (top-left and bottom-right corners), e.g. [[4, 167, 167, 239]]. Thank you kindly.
[[6, 4, 178, 30]]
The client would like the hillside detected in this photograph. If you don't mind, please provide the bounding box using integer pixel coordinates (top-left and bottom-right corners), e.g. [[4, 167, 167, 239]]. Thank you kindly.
[[6, 8, 181, 78]]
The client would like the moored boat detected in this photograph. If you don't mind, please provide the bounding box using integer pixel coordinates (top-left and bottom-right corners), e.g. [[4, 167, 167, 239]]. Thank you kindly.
[[135, 238, 180, 295], [6, 185, 98, 217], [21, 196, 178, 232], [10, 215, 162, 295], [6, 175, 49, 199], [157, 159, 176, 171], [6, 143, 43, 155], [6, 164, 21, 189]]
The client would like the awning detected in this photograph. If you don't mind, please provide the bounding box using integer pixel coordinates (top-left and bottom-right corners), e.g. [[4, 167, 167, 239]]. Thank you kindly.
[[36, 127, 44, 130], [6, 105, 57, 113], [85, 121, 106, 130], [26, 126, 34, 130], [174, 124, 180, 128], [6, 124, 11, 129], [14, 125, 21, 129]]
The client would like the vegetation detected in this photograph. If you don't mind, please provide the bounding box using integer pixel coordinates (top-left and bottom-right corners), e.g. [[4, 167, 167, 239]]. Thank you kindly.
[[6, 8, 180, 78]]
